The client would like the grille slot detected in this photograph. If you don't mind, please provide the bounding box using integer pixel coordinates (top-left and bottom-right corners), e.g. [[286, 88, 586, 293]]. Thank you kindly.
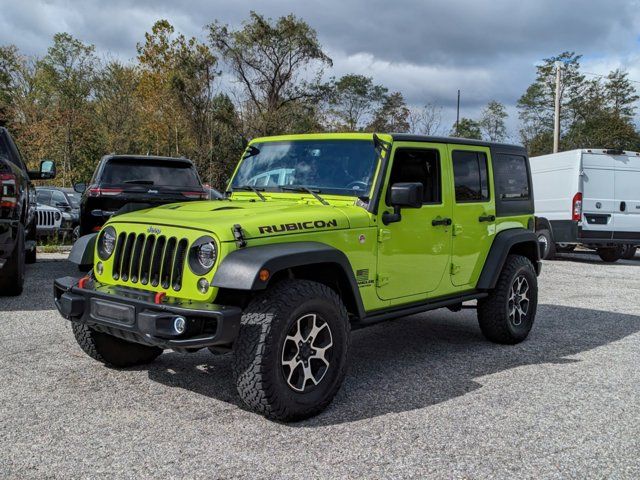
[[109, 231, 189, 292]]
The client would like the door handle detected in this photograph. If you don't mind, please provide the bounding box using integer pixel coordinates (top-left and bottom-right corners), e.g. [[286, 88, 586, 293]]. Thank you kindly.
[[478, 214, 496, 223], [432, 217, 452, 226], [621, 201, 626, 212]]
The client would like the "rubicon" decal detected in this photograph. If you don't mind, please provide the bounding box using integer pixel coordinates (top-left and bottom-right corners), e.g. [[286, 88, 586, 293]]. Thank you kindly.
[[258, 219, 338, 234]]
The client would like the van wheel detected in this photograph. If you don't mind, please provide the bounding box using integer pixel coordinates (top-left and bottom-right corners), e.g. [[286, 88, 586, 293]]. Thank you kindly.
[[233, 279, 350, 421], [0, 224, 25, 296], [597, 246, 623, 263], [72, 323, 162, 367], [556, 244, 576, 253], [477, 255, 538, 344], [537, 229, 555, 260], [621, 245, 637, 260]]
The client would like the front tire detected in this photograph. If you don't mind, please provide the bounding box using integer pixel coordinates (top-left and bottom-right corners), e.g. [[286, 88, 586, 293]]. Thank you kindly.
[[72, 323, 163, 367], [537, 229, 556, 260], [0, 224, 25, 296], [233, 279, 350, 421], [477, 255, 538, 344]]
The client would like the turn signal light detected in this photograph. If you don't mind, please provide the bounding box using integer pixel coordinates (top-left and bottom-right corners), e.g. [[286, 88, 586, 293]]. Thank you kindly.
[[572, 192, 583, 222], [259, 269, 270, 282], [154, 292, 166, 304]]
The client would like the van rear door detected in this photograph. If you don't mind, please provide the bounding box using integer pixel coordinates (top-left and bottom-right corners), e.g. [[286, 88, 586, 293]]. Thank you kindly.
[[581, 153, 614, 240], [612, 153, 640, 242]]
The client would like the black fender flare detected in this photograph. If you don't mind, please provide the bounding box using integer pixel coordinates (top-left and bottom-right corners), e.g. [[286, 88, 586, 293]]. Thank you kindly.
[[68, 233, 97, 266], [476, 229, 541, 290], [212, 241, 365, 318]]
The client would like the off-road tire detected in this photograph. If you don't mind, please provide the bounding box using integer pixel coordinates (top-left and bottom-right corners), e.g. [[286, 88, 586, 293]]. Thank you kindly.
[[477, 254, 538, 344], [0, 224, 25, 296], [597, 246, 623, 263], [621, 245, 637, 260], [233, 279, 350, 422], [72, 322, 163, 367], [537, 229, 555, 260]]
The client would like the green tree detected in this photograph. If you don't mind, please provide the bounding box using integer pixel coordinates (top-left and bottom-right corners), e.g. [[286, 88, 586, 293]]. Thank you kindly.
[[367, 91, 410, 133], [325, 74, 387, 131], [451, 117, 482, 139], [208, 12, 331, 136], [480, 100, 508, 142], [605, 69, 639, 119]]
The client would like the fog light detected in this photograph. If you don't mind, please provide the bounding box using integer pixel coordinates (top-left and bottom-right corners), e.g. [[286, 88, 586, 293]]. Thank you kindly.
[[96, 262, 103, 275], [173, 316, 186, 334], [197, 278, 209, 293]]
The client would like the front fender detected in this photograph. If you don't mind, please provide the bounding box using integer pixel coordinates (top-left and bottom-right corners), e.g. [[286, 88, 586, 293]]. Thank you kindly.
[[68, 233, 97, 266]]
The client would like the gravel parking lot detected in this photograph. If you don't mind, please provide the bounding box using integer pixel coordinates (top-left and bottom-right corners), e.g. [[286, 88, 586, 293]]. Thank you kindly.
[[1, 252, 639, 478]]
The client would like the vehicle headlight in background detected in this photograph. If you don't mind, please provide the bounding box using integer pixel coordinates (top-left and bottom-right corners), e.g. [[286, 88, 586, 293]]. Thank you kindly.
[[54, 212, 61, 221], [97, 226, 117, 260], [188, 236, 217, 275]]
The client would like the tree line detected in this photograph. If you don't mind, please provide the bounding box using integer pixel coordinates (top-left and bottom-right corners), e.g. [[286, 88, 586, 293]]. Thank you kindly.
[[0, 12, 638, 189]]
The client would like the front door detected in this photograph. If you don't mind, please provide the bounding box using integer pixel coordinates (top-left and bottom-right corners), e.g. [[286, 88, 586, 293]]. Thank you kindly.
[[376, 142, 452, 300], [448, 145, 496, 287]]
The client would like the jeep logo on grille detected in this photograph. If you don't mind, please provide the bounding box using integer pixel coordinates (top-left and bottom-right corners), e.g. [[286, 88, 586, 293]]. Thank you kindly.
[[147, 226, 162, 235]]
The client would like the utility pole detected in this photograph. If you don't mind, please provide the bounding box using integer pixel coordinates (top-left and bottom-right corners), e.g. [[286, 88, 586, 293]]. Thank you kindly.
[[553, 61, 562, 153], [455, 89, 460, 136]]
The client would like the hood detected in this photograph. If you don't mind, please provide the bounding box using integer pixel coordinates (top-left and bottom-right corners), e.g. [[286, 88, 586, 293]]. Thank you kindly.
[[107, 198, 372, 242]]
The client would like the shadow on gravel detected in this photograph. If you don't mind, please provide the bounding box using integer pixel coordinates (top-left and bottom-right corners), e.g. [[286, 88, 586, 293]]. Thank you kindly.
[[551, 252, 640, 266], [144, 304, 640, 426]]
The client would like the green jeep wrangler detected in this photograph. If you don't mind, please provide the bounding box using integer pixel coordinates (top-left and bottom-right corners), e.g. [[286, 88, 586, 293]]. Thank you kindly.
[[54, 133, 541, 421]]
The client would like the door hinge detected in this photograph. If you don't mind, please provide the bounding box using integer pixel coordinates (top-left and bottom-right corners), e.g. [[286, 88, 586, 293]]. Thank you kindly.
[[377, 228, 392, 243], [376, 274, 390, 287], [452, 223, 463, 236], [450, 263, 461, 275]]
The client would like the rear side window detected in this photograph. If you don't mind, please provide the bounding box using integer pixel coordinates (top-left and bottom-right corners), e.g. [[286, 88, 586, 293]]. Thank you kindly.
[[100, 159, 201, 187], [494, 154, 530, 200], [452, 150, 489, 202]]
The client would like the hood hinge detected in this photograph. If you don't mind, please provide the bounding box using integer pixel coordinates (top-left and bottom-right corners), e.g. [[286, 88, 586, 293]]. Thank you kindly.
[[232, 224, 247, 248]]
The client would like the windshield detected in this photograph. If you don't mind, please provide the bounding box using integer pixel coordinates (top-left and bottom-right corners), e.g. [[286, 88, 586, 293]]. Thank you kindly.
[[64, 192, 80, 208], [101, 159, 201, 187], [230, 140, 378, 196]]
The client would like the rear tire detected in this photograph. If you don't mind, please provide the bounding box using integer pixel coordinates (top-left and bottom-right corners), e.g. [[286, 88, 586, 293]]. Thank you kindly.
[[621, 244, 637, 260], [25, 216, 37, 264], [537, 229, 556, 260], [72, 323, 163, 367], [0, 224, 25, 296], [556, 244, 576, 253], [233, 279, 350, 421], [477, 255, 538, 344], [597, 246, 623, 263]]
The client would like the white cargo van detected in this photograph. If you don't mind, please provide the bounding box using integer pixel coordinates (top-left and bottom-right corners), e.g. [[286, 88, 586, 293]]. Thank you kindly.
[[530, 148, 640, 262]]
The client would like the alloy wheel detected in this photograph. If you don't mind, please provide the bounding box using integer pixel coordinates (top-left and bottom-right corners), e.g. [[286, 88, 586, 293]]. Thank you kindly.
[[508, 275, 530, 327]]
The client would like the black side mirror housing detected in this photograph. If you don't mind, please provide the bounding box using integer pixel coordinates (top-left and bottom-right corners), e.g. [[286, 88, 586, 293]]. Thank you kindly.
[[382, 182, 424, 225], [74, 182, 87, 193], [28, 159, 56, 180]]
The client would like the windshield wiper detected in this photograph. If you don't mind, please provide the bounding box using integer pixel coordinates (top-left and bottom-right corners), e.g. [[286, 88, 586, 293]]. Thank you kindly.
[[123, 179, 155, 185], [230, 185, 266, 202], [280, 186, 329, 206]]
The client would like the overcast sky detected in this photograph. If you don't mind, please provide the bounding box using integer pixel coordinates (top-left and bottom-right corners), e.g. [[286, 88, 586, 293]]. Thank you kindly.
[[1, 0, 639, 138]]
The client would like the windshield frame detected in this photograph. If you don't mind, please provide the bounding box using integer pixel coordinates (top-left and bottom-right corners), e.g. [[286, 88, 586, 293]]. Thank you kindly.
[[228, 138, 381, 199]]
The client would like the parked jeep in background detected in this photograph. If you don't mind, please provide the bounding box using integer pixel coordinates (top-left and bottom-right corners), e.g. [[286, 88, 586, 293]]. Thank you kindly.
[[54, 133, 541, 420], [74, 155, 208, 237], [0, 126, 55, 295], [35, 203, 62, 238], [36, 187, 81, 241]]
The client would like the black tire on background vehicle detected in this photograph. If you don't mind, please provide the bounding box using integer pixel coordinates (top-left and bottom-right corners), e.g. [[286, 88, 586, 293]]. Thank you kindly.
[[556, 244, 576, 254], [71, 322, 163, 367], [0, 224, 25, 296], [234, 279, 350, 422], [25, 216, 37, 264], [537, 229, 555, 260], [621, 244, 637, 260], [597, 246, 623, 263], [477, 254, 538, 345]]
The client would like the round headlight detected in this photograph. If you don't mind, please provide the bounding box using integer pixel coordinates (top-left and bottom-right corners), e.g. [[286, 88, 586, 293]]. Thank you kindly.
[[55, 212, 61, 221], [188, 236, 217, 274], [98, 226, 117, 260]]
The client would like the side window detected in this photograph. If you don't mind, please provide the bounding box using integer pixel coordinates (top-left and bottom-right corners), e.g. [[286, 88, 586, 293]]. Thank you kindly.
[[37, 189, 52, 205], [452, 150, 489, 202], [494, 154, 530, 200], [387, 148, 441, 204], [51, 190, 67, 205]]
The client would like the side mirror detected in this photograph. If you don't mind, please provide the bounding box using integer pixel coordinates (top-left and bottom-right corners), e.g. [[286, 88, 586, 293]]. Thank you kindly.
[[74, 182, 87, 193], [40, 160, 56, 179], [382, 182, 423, 225]]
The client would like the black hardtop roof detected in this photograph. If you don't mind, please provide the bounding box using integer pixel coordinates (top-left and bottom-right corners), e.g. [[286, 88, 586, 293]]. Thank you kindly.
[[390, 134, 526, 153], [101, 154, 194, 165]]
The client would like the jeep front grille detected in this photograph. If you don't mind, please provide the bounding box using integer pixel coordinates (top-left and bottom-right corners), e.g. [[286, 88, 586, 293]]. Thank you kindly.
[[111, 232, 189, 291]]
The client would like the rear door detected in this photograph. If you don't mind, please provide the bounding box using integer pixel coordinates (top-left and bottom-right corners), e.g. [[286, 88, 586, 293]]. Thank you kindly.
[[612, 153, 640, 242], [581, 153, 615, 240]]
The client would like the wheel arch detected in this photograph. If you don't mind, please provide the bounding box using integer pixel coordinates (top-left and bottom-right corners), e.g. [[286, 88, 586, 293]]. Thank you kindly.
[[477, 229, 541, 290], [212, 242, 366, 319]]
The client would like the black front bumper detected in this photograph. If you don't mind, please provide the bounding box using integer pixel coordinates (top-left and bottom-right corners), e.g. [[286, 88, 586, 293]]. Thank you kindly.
[[54, 276, 242, 350]]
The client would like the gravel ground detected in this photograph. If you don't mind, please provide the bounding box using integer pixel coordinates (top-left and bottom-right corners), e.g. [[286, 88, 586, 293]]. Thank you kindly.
[[1, 251, 639, 479]]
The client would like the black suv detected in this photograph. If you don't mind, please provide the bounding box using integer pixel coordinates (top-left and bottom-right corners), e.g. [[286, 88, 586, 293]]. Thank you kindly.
[[36, 187, 81, 240], [0, 127, 55, 295], [75, 155, 207, 236]]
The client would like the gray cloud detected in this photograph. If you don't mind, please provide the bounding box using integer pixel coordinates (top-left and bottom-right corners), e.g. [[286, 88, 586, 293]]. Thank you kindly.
[[1, 0, 639, 133]]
